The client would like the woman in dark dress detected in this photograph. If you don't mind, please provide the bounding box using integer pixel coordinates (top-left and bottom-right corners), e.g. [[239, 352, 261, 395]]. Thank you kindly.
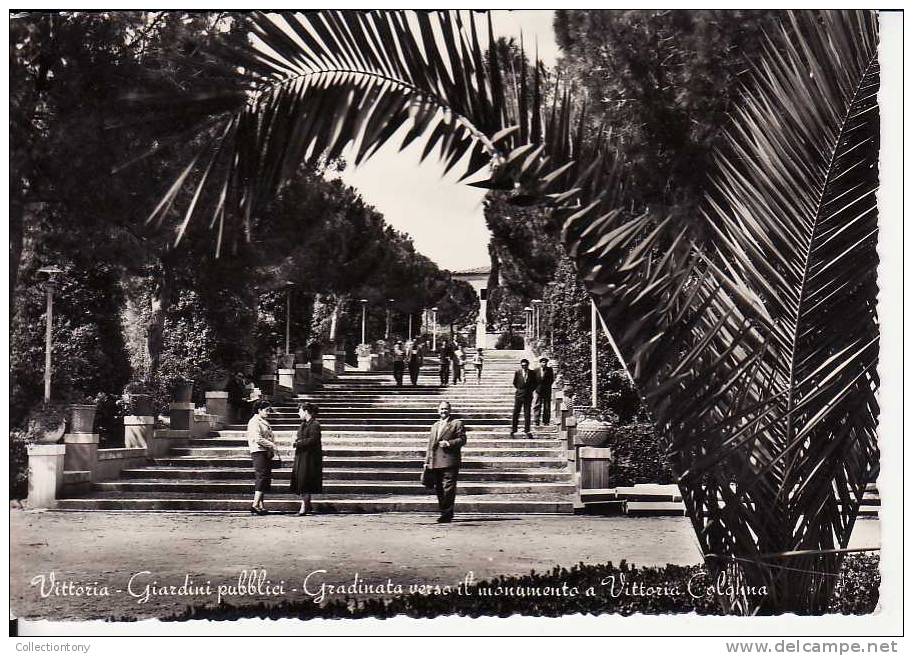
[[291, 402, 323, 516]]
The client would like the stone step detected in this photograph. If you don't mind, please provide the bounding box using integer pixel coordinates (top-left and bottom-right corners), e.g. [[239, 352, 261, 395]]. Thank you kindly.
[[249, 417, 527, 427], [153, 455, 570, 469], [266, 411, 516, 419], [187, 437, 563, 448], [169, 446, 566, 458], [222, 426, 558, 435], [55, 494, 573, 514], [92, 480, 575, 496], [122, 467, 573, 482]]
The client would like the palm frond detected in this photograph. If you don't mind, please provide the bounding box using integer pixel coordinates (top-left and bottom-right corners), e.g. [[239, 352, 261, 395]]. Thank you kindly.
[[563, 10, 879, 613]]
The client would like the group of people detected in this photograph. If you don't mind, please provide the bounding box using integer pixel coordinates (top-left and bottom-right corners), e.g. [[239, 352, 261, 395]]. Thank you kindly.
[[437, 341, 484, 385], [388, 339, 486, 387], [390, 338, 426, 387], [247, 399, 323, 516], [244, 397, 464, 523], [510, 357, 554, 438], [244, 355, 555, 521]]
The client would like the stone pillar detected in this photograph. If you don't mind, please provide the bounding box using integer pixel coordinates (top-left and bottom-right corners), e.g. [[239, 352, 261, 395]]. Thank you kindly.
[[564, 416, 577, 460], [27, 444, 67, 508], [357, 355, 372, 371], [124, 415, 156, 457], [259, 374, 276, 397], [169, 401, 194, 431], [294, 364, 311, 392], [578, 447, 613, 490], [151, 429, 189, 458], [63, 432, 100, 480], [321, 354, 337, 379], [335, 350, 346, 374], [277, 368, 295, 391], [205, 391, 229, 423], [553, 390, 564, 418]]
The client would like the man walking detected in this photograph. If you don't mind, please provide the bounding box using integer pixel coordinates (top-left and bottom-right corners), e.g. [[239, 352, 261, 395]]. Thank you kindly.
[[423, 401, 466, 523], [510, 358, 538, 438], [438, 340, 452, 386], [406, 339, 424, 386], [392, 340, 405, 387], [534, 357, 555, 426]]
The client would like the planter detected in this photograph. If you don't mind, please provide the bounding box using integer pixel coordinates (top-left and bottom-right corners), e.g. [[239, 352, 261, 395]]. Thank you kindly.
[[575, 418, 614, 447], [129, 393, 155, 417], [294, 347, 307, 362], [278, 353, 296, 369], [68, 404, 97, 434], [29, 417, 66, 444], [173, 381, 194, 403]]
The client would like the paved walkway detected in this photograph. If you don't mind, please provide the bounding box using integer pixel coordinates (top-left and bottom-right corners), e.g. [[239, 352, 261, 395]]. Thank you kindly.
[[10, 510, 880, 621]]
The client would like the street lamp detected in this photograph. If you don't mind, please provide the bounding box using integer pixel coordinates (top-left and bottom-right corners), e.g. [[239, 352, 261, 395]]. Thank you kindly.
[[385, 298, 394, 339], [532, 299, 543, 342], [284, 282, 295, 355], [431, 306, 438, 351], [37, 265, 64, 403], [359, 299, 368, 345]]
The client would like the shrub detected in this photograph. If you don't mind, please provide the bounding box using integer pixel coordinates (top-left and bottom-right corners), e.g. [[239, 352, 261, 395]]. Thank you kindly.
[[605, 421, 675, 487], [495, 332, 524, 350], [10, 430, 29, 500]]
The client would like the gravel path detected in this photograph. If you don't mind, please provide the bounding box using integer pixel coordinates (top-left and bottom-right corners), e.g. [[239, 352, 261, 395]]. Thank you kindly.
[[10, 510, 880, 621]]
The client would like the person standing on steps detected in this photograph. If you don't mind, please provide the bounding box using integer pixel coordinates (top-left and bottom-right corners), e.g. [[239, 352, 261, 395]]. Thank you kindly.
[[392, 340, 406, 387], [423, 400, 467, 523], [438, 340, 452, 386], [510, 359, 539, 439], [473, 348, 484, 383], [407, 338, 424, 386], [226, 371, 248, 423], [534, 357, 555, 426], [452, 343, 465, 384], [291, 403, 323, 516], [247, 399, 278, 515]]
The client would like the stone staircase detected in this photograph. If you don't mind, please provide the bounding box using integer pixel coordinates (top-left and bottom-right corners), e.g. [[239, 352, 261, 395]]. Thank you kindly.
[[57, 349, 576, 513]]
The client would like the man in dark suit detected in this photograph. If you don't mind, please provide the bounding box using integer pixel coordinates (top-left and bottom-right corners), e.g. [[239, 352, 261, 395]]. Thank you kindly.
[[438, 340, 452, 386], [423, 400, 467, 523], [510, 359, 539, 438], [534, 357, 555, 426]]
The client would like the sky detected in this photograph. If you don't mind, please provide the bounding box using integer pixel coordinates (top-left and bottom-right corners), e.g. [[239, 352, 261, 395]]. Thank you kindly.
[[331, 10, 560, 272]]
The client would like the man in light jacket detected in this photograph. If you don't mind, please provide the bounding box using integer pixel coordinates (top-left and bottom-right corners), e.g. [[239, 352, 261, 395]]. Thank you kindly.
[[423, 400, 467, 523]]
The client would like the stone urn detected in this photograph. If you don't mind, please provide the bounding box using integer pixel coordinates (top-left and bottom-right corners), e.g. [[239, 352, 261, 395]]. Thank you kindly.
[[28, 406, 67, 444], [129, 393, 155, 417], [68, 404, 97, 434], [574, 418, 614, 447], [173, 380, 194, 402]]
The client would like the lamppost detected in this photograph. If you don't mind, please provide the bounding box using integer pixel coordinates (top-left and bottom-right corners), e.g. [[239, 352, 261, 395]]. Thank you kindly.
[[359, 298, 368, 345], [532, 299, 543, 342], [37, 265, 64, 403], [431, 306, 438, 351], [385, 298, 394, 339], [590, 297, 598, 408], [284, 282, 295, 355]]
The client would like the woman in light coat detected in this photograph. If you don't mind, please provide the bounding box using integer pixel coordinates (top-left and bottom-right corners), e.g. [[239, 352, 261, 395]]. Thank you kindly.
[[247, 399, 277, 515]]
